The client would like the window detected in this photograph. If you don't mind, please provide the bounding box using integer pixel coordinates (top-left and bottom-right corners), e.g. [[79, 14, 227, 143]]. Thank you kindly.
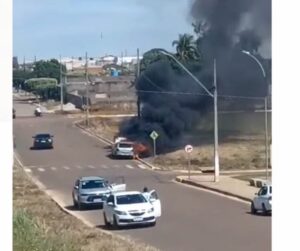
[[118, 143, 133, 148], [258, 186, 268, 196], [116, 194, 147, 205], [150, 191, 158, 200], [107, 195, 114, 204], [80, 180, 107, 189]]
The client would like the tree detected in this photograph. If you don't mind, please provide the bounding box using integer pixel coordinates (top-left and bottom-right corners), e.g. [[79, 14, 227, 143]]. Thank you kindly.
[[24, 78, 61, 100], [172, 34, 200, 62], [139, 48, 171, 73], [33, 59, 66, 82], [13, 70, 35, 89]]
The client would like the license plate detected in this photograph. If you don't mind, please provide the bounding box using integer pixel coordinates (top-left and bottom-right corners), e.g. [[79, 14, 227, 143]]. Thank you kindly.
[[41, 140, 46, 143], [93, 199, 102, 203], [133, 217, 143, 222]]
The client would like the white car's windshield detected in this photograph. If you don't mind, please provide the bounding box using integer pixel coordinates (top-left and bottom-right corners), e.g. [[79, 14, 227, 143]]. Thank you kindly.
[[81, 180, 107, 189], [116, 194, 147, 204], [118, 143, 133, 148]]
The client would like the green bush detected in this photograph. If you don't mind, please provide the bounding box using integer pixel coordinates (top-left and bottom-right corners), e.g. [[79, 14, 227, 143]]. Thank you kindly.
[[13, 209, 79, 251]]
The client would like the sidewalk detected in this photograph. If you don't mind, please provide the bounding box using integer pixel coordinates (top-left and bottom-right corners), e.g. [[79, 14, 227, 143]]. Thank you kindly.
[[176, 175, 259, 202]]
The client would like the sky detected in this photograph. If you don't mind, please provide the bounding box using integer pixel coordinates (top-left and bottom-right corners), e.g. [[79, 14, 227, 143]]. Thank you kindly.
[[13, 0, 194, 60]]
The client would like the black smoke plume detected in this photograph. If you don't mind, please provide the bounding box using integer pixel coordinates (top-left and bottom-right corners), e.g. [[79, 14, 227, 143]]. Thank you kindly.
[[120, 0, 271, 153]]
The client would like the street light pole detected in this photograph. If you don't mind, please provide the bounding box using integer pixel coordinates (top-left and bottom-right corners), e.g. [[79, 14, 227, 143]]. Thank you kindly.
[[85, 52, 90, 127], [213, 59, 219, 182], [158, 50, 220, 182], [60, 55, 63, 112], [242, 50, 269, 180]]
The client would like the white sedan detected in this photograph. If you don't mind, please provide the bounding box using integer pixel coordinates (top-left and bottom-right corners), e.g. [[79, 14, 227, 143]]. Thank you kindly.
[[251, 184, 272, 215], [103, 190, 161, 228]]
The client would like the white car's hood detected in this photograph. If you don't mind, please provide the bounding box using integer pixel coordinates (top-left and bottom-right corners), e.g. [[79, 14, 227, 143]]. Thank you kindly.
[[116, 203, 151, 212]]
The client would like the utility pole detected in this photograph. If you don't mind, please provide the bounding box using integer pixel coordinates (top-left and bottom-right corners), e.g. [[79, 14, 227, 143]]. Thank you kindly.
[[85, 52, 90, 127], [23, 56, 25, 72], [60, 55, 63, 112], [136, 48, 141, 118], [213, 59, 220, 182]]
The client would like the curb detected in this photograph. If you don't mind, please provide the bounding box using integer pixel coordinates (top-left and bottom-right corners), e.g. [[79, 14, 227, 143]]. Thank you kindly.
[[175, 177, 252, 203], [135, 157, 161, 171]]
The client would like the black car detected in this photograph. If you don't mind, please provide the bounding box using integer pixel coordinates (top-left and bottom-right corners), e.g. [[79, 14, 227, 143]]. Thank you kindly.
[[32, 133, 54, 149]]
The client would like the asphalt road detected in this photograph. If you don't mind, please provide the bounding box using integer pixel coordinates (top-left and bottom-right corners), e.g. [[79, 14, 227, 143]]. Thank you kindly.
[[13, 101, 271, 251]]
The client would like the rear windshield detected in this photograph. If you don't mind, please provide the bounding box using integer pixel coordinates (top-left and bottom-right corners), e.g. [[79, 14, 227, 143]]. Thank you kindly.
[[118, 143, 133, 148], [81, 180, 107, 189], [36, 134, 50, 138], [116, 194, 147, 205]]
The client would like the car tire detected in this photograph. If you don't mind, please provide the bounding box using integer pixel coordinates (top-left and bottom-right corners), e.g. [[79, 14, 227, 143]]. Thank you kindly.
[[77, 201, 83, 211], [103, 213, 110, 227], [251, 202, 257, 214], [262, 203, 268, 215], [73, 197, 78, 208], [112, 215, 119, 229]]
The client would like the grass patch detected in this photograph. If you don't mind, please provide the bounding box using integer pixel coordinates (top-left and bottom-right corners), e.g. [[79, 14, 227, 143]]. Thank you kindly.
[[13, 160, 159, 251], [13, 209, 79, 251]]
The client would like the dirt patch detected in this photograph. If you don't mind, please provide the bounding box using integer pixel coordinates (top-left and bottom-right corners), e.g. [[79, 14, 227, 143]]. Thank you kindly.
[[82, 117, 269, 171], [13, 160, 159, 251]]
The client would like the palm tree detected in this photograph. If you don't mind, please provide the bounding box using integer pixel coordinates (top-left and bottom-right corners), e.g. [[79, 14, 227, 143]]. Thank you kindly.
[[172, 34, 200, 61]]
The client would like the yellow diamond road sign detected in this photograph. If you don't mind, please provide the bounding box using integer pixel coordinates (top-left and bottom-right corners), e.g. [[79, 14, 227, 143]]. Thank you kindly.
[[150, 131, 159, 140]]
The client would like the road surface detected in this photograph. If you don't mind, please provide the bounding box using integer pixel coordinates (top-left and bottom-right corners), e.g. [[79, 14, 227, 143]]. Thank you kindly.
[[13, 101, 271, 251]]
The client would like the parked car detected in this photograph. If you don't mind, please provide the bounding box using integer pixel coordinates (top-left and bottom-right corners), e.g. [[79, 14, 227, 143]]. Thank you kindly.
[[103, 190, 161, 229], [32, 133, 54, 149], [112, 141, 134, 159], [72, 176, 126, 210], [251, 184, 272, 215]]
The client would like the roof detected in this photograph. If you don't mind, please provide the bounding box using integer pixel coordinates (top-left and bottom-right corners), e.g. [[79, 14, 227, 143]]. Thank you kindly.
[[35, 133, 51, 137], [79, 176, 105, 181], [113, 191, 141, 196]]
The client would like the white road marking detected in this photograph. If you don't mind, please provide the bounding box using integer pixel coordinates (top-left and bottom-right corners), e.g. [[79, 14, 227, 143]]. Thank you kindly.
[[126, 164, 134, 169], [63, 166, 70, 170], [138, 164, 147, 169], [24, 168, 32, 173], [38, 168, 45, 172], [76, 165, 83, 169], [101, 164, 108, 169], [88, 165, 95, 169], [50, 167, 57, 171]]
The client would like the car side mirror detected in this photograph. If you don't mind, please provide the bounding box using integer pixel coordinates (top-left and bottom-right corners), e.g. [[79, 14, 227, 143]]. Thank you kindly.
[[51, 135, 54, 138], [149, 198, 156, 203], [74, 185, 79, 190], [32, 136, 35, 138]]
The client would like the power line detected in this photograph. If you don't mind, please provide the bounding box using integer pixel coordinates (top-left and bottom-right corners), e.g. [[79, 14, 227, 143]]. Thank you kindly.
[[133, 89, 265, 100]]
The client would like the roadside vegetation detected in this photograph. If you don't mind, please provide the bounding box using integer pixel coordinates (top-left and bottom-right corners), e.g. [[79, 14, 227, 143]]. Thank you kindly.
[[13, 161, 159, 251]]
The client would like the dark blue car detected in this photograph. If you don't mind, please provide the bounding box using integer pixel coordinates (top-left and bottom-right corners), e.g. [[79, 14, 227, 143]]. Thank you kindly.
[[32, 133, 54, 149]]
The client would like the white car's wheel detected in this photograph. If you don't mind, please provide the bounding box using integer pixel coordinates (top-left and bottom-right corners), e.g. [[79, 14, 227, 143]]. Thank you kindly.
[[251, 202, 257, 215], [262, 203, 268, 215], [112, 215, 119, 229], [103, 213, 110, 227]]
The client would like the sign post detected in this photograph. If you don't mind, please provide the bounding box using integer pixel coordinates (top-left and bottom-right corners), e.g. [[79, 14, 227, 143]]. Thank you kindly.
[[150, 131, 159, 158], [185, 145, 193, 179]]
